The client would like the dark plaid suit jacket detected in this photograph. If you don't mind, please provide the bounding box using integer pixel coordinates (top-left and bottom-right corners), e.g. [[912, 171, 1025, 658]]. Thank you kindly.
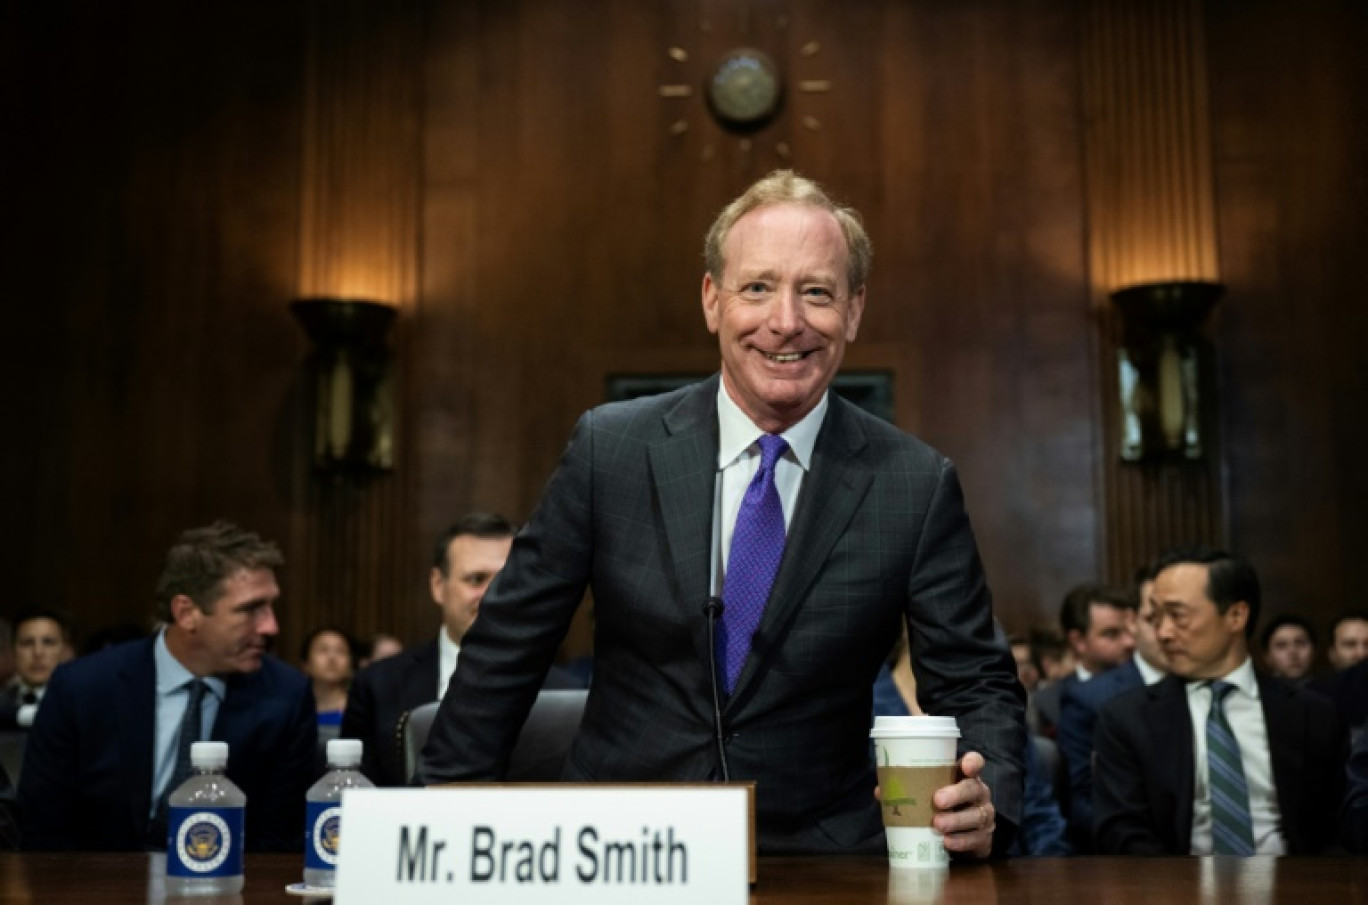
[[420, 375, 1025, 854]]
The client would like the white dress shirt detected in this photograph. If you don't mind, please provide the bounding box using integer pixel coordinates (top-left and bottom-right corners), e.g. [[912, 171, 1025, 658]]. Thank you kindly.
[[438, 627, 461, 700], [709, 383, 827, 596], [1185, 657, 1285, 855], [150, 630, 225, 814]]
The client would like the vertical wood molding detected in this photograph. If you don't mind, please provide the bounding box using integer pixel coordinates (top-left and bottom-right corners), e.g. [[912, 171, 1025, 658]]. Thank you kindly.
[[1081, 0, 1227, 580], [289, 1, 424, 646]]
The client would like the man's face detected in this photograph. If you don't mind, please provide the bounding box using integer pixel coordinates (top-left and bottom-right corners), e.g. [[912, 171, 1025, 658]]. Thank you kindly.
[[1153, 562, 1248, 679], [178, 567, 280, 675], [1070, 603, 1135, 675], [1134, 580, 1169, 673], [702, 203, 865, 434], [1264, 625, 1314, 680], [305, 630, 353, 685], [1329, 618, 1368, 670], [14, 617, 67, 687], [1011, 642, 1040, 689], [431, 534, 513, 644]]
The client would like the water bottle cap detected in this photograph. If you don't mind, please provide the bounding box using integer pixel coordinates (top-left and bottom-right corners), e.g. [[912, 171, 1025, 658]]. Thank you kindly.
[[190, 741, 229, 769], [327, 738, 363, 767]]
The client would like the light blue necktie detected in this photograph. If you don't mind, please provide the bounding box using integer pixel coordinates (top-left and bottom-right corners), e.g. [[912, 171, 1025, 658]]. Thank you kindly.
[[718, 434, 789, 694], [1207, 680, 1256, 855]]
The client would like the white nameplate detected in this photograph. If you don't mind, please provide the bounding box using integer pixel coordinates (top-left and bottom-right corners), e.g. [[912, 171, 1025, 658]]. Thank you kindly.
[[334, 785, 749, 904]]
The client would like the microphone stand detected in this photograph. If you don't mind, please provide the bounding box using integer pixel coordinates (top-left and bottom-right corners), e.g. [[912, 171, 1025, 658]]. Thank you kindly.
[[702, 596, 731, 781]]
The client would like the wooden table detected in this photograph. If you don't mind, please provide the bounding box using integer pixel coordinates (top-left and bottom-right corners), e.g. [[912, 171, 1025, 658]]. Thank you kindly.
[[0, 853, 1364, 903]]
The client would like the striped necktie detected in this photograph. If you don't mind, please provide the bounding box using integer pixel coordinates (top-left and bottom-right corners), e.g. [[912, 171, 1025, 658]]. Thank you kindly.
[[1206, 680, 1256, 855]]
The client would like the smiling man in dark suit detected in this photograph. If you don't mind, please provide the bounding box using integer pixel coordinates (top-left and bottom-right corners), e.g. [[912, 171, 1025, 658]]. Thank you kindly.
[[17, 522, 316, 851], [1094, 546, 1347, 855], [419, 170, 1024, 858]]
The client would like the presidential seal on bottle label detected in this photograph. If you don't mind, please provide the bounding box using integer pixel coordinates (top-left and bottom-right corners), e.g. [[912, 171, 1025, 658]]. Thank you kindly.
[[168, 806, 245, 879]]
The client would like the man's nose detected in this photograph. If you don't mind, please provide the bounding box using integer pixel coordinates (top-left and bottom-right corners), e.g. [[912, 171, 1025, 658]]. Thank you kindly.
[[257, 605, 280, 636], [766, 288, 805, 334]]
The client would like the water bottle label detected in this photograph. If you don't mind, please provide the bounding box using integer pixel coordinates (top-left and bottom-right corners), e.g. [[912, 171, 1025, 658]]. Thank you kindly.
[[306, 801, 344, 870], [167, 806, 245, 878]]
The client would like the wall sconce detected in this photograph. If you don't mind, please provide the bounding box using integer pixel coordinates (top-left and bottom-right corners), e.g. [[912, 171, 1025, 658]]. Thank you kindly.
[[1111, 281, 1223, 463], [291, 298, 397, 473]]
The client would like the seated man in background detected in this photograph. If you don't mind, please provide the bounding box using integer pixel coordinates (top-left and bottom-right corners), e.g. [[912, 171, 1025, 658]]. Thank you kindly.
[[341, 512, 580, 786], [1057, 566, 1167, 850], [1034, 584, 1135, 737], [1094, 546, 1346, 856], [0, 609, 73, 731], [18, 521, 315, 851], [1259, 613, 1316, 684], [1326, 611, 1368, 671]]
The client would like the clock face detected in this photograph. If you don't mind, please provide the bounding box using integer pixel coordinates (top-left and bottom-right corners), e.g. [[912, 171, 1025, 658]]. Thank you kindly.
[[706, 48, 782, 127]]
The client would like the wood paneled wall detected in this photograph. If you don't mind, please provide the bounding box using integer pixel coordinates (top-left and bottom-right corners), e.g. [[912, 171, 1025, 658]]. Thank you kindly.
[[3, 0, 1365, 666], [1080, 0, 1227, 582]]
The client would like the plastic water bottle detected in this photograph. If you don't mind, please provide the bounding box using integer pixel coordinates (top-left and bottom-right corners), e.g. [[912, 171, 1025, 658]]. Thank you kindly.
[[304, 738, 374, 888], [166, 741, 246, 896]]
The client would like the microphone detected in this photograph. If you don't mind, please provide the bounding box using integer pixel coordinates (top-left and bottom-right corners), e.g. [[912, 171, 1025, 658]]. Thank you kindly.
[[702, 595, 731, 782]]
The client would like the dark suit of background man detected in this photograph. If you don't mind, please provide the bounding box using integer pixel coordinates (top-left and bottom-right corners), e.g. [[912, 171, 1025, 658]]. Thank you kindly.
[[1094, 546, 1347, 855], [341, 512, 579, 786], [18, 522, 316, 851], [419, 170, 1025, 858]]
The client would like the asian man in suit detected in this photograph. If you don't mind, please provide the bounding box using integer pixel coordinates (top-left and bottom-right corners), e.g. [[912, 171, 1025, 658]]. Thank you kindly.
[[340, 512, 580, 785], [17, 522, 316, 851], [1094, 546, 1347, 855], [419, 170, 1025, 858]]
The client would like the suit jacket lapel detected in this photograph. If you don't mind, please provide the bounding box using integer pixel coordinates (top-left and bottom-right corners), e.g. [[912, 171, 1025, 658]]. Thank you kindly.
[[1257, 675, 1302, 846], [118, 641, 157, 834], [728, 396, 873, 707], [1152, 677, 1196, 849], [651, 379, 722, 659]]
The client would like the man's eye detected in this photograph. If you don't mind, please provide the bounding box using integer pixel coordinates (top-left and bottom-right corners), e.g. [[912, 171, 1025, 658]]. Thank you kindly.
[[741, 283, 771, 298], [804, 286, 835, 302]]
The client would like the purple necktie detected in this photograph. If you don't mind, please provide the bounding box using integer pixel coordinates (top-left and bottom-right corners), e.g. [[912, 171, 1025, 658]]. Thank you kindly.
[[719, 433, 789, 694]]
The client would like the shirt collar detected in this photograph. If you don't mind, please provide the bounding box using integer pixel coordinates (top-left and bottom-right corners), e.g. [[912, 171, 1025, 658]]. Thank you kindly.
[[716, 380, 827, 472], [1184, 656, 1260, 700], [438, 625, 462, 659], [1134, 653, 1167, 686], [154, 628, 226, 702]]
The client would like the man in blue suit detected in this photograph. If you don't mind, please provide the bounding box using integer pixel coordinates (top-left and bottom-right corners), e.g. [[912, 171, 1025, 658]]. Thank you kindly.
[[18, 522, 316, 851], [420, 171, 1024, 858], [1056, 567, 1168, 849]]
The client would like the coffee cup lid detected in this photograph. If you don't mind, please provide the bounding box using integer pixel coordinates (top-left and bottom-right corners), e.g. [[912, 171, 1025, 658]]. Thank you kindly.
[[868, 715, 961, 739]]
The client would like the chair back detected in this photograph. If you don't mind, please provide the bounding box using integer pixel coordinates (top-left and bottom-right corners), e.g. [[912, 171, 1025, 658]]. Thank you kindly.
[[399, 688, 588, 785], [399, 701, 441, 786]]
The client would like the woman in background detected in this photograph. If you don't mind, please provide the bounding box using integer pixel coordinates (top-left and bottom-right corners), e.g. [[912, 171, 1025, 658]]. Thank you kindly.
[[301, 626, 359, 743]]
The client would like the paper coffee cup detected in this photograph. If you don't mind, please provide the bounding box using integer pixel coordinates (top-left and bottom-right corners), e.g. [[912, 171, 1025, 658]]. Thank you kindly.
[[870, 715, 960, 869]]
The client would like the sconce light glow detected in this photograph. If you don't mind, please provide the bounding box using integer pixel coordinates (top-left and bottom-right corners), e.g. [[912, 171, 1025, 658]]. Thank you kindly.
[[1110, 281, 1223, 463], [290, 298, 397, 474]]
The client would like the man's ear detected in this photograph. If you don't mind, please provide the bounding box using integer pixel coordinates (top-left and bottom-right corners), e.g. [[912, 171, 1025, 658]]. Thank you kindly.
[[169, 595, 201, 631], [701, 272, 721, 334], [1225, 600, 1250, 634], [430, 567, 446, 606], [1066, 628, 1086, 657]]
